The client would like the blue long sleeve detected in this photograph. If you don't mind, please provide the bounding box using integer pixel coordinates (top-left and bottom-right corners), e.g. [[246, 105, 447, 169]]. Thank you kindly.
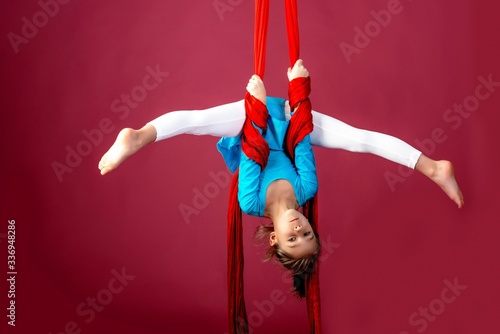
[[292, 135, 318, 203], [219, 96, 318, 217], [237, 152, 264, 216]]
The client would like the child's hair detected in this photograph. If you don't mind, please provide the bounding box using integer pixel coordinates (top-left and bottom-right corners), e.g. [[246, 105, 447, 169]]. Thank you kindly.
[[254, 222, 321, 298]]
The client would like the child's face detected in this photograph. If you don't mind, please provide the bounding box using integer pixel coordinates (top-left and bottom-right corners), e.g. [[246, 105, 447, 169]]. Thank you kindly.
[[270, 209, 317, 258]]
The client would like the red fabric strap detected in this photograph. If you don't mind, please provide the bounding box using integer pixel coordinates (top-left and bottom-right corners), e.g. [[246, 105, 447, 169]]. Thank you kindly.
[[286, 76, 313, 162], [242, 92, 269, 170], [287, 69, 322, 334], [303, 195, 321, 334], [285, 1, 321, 332], [285, 0, 300, 66], [227, 1, 321, 333], [243, 0, 271, 171], [254, 0, 270, 78], [227, 2, 270, 333], [227, 169, 248, 333]]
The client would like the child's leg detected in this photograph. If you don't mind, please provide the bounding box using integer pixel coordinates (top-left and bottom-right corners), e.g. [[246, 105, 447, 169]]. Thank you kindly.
[[309, 110, 464, 208], [310, 111, 421, 167], [98, 100, 246, 175], [150, 100, 246, 141]]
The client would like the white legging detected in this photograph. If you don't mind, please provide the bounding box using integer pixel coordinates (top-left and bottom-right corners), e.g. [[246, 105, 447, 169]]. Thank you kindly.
[[148, 99, 422, 168]]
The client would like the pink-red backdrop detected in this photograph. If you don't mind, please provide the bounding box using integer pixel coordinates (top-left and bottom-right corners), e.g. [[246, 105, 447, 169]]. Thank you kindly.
[[1, 1, 499, 333]]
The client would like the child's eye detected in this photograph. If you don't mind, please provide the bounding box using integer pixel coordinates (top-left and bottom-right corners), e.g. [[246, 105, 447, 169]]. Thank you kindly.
[[304, 231, 311, 236], [288, 237, 296, 242]]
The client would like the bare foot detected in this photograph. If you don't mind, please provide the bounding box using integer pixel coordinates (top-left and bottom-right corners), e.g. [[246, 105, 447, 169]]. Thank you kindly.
[[246, 75, 267, 105], [98, 128, 141, 175], [430, 160, 464, 208]]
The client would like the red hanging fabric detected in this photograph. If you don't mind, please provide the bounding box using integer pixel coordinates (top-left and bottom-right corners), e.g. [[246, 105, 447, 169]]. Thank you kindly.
[[227, 1, 270, 333], [284, 0, 312, 162], [241, 0, 270, 171], [286, 76, 313, 162], [227, 169, 247, 334], [254, 0, 270, 78], [285, 2, 321, 333], [302, 195, 321, 334], [285, 0, 300, 66], [227, 1, 321, 333]]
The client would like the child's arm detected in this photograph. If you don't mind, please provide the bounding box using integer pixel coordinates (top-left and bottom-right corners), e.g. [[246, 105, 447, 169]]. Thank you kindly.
[[293, 135, 319, 204], [237, 151, 264, 216]]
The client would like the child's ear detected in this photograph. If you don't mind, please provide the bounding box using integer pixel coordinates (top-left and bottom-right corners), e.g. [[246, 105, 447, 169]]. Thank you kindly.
[[269, 232, 277, 246]]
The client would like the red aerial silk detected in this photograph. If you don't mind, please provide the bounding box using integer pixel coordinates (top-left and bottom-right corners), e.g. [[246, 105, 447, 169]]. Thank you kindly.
[[227, 1, 321, 333]]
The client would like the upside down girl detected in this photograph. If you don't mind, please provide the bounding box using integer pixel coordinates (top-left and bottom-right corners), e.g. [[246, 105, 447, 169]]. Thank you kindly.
[[98, 59, 463, 332]]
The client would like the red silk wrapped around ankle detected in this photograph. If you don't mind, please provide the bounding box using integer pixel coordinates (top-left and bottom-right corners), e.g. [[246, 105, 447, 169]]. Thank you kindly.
[[242, 92, 269, 170], [286, 76, 313, 162]]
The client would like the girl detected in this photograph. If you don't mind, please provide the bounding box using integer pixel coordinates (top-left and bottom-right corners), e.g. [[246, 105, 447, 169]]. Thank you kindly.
[[98, 61, 463, 209], [98, 59, 463, 292]]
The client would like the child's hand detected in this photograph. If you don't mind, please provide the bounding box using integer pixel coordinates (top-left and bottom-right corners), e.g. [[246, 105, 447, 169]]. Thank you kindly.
[[246, 74, 267, 105], [287, 59, 309, 82]]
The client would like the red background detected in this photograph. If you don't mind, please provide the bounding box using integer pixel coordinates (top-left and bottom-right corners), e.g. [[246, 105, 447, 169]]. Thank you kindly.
[[1, 0, 500, 333]]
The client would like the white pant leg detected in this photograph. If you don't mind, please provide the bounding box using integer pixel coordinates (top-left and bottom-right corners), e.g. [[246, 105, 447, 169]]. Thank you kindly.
[[148, 99, 421, 169], [148, 100, 246, 141], [309, 110, 422, 169]]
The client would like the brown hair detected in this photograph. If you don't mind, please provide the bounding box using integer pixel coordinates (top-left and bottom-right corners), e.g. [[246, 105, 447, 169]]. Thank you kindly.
[[255, 222, 321, 298]]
